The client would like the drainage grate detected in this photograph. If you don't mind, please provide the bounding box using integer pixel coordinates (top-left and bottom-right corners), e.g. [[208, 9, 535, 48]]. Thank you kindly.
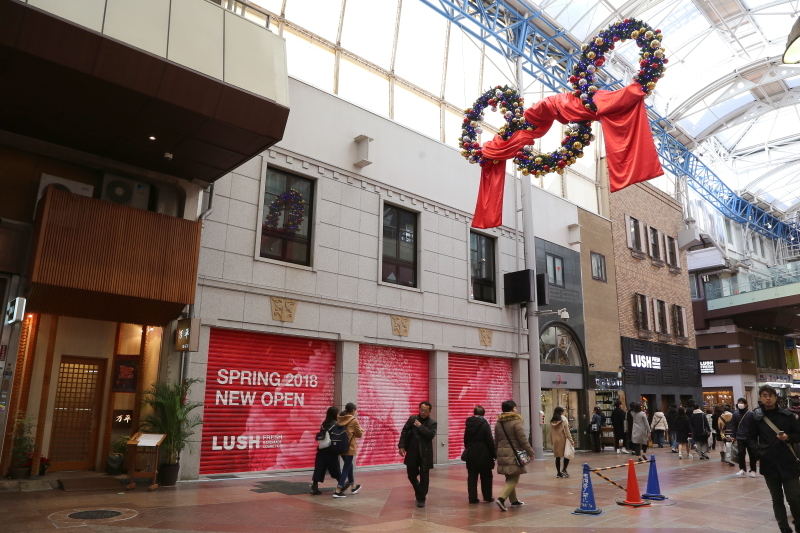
[[67, 510, 122, 520]]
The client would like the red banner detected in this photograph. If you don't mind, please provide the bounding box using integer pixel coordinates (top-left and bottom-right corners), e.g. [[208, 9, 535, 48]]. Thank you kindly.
[[448, 354, 513, 460], [357, 345, 430, 466], [200, 329, 335, 474]]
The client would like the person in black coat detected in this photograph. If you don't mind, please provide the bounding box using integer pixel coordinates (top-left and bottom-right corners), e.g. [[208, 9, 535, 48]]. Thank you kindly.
[[626, 402, 635, 453], [463, 405, 496, 503], [310, 406, 341, 495], [666, 404, 678, 452], [399, 401, 438, 508], [690, 405, 711, 459], [747, 386, 800, 533], [733, 397, 757, 476], [610, 400, 626, 454]]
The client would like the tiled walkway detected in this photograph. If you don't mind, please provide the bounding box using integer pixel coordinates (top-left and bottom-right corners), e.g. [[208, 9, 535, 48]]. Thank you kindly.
[[0, 449, 785, 533]]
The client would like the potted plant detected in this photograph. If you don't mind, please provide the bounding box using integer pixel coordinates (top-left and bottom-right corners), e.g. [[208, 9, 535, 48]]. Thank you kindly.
[[25, 454, 50, 476], [107, 435, 129, 475], [139, 378, 203, 486], [7, 414, 35, 479]]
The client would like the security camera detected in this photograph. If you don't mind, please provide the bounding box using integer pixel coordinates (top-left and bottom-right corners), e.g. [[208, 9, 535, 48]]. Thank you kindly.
[[164, 152, 173, 161], [559, 308, 569, 321]]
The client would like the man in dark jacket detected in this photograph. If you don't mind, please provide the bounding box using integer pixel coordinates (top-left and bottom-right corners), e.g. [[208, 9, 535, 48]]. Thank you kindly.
[[626, 401, 635, 453], [399, 401, 438, 508], [463, 405, 495, 504], [666, 404, 678, 452], [611, 400, 626, 454], [733, 397, 757, 477], [747, 385, 800, 533], [690, 403, 711, 459]]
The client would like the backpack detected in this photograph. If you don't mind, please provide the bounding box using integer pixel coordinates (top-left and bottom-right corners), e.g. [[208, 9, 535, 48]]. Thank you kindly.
[[329, 421, 352, 454], [315, 423, 335, 450]]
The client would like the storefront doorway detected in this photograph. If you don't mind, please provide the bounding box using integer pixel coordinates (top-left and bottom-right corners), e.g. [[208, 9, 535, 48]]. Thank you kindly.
[[49, 356, 107, 471], [542, 388, 581, 450]]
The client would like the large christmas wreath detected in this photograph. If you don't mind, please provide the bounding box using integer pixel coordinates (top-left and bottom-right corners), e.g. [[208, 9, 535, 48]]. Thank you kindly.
[[460, 18, 667, 178], [264, 189, 305, 235]]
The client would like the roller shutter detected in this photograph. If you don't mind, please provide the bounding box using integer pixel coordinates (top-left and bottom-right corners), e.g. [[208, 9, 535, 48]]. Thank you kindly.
[[357, 345, 429, 466], [448, 354, 513, 460], [200, 328, 336, 474]]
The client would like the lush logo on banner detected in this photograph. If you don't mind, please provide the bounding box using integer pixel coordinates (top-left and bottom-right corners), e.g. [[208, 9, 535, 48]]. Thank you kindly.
[[631, 354, 661, 369]]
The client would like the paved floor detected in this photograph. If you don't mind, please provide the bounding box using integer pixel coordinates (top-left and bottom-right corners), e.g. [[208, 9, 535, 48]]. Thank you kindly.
[[0, 448, 786, 533]]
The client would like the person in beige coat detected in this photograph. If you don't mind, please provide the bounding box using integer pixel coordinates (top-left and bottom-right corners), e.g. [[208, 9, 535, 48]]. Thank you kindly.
[[332, 402, 364, 498], [550, 406, 575, 478], [494, 400, 535, 511]]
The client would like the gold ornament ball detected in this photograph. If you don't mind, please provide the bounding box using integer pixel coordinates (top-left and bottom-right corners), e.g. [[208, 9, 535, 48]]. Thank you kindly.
[[500, 107, 507, 113], [643, 52, 651, 58], [578, 153, 584, 158], [535, 157, 543, 164], [631, 30, 639, 38], [584, 103, 592, 109], [461, 150, 468, 156], [595, 37, 604, 45], [587, 51, 596, 59], [556, 168, 564, 175], [646, 81, 656, 89], [583, 134, 590, 139], [470, 121, 477, 127], [559, 147, 567, 154], [573, 142, 583, 149], [588, 85, 598, 92], [650, 39, 660, 48], [654, 50, 664, 58], [644, 30, 654, 39], [581, 44, 589, 51], [521, 168, 530, 176]]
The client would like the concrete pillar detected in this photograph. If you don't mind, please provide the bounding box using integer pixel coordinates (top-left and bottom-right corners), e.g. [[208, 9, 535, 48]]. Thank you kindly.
[[514, 356, 535, 442], [336, 341, 359, 409], [429, 350, 448, 464]]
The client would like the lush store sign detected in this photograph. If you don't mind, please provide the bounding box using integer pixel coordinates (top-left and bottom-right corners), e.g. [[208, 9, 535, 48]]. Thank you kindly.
[[200, 329, 335, 474], [630, 354, 661, 369]]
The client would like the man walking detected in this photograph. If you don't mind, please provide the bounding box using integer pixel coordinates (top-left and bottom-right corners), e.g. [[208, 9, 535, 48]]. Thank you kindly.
[[399, 401, 438, 508], [747, 385, 800, 533], [462, 405, 495, 503], [733, 397, 757, 477], [666, 404, 678, 453], [610, 400, 626, 454]]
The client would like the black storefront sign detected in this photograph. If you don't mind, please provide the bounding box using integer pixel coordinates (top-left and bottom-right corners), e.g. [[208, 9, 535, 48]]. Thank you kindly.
[[621, 336, 701, 410]]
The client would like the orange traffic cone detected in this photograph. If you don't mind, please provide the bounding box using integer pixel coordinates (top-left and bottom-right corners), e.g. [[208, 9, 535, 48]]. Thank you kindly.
[[617, 459, 650, 507]]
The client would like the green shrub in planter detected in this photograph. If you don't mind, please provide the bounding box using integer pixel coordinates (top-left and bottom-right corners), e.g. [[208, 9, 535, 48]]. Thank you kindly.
[[9, 414, 35, 467], [139, 379, 203, 467]]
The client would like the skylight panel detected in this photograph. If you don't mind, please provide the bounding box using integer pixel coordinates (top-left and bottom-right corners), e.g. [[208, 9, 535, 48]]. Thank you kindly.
[[340, 0, 398, 69], [338, 58, 389, 116], [443, 28, 483, 110], [284, 0, 343, 42], [393, 84, 441, 140], [394, 0, 447, 94], [283, 30, 335, 93]]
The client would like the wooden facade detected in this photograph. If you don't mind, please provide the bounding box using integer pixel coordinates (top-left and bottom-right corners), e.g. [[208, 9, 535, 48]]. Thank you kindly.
[[26, 188, 202, 325]]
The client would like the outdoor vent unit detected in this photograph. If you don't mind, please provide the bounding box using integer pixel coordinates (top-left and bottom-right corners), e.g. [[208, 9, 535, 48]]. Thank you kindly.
[[37, 174, 94, 202], [101, 175, 150, 210]]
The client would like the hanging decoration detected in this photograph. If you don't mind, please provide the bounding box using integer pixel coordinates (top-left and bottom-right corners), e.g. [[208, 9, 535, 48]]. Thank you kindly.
[[264, 189, 305, 235], [461, 18, 666, 180], [462, 19, 668, 229]]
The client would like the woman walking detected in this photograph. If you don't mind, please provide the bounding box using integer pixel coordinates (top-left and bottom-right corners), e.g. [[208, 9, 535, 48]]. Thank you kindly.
[[494, 400, 535, 511], [311, 407, 341, 495], [611, 400, 626, 454], [332, 403, 364, 498], [630, 403, 650, 461], [674, 407, 692, 459], [650, 407, 668, 448], [551, 407, 575, 478], [589, 407, 603, 452]]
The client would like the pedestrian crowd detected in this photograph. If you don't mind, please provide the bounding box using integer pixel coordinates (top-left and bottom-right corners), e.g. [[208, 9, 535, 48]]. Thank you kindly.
[[308, 387, 800, 533]]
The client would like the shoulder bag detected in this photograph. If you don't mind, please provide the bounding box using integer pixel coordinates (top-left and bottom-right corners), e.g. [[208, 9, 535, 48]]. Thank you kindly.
[[762, 415, 800, 465], [315, 423, 334, 449], [500, 421, 532, 467]]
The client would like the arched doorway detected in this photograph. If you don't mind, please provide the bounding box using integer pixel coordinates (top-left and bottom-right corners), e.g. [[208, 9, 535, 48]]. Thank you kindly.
[[539, 323, 587, 450]]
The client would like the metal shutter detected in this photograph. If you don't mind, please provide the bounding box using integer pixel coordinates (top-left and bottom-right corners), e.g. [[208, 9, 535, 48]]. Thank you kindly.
[[199, 328, 336, 475], [357, 345, 429, 466], [448, 354, 513, 460]]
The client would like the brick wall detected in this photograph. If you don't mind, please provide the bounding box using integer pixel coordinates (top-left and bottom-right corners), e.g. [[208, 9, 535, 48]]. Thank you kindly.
[[610, 182, 696, 349], [578, 208, 621, 372]]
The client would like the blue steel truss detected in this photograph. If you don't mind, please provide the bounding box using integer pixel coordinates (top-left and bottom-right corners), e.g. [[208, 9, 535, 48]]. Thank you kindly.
[[421, 0, 800, 245]]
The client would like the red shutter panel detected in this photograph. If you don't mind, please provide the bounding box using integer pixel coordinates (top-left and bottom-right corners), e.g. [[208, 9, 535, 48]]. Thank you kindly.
[[200, 328, 336, 475], [447, 354, 513, 460], [357, 345, 430, 466]]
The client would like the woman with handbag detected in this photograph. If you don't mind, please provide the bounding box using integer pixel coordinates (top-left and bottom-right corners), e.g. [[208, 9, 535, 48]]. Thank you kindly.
[[551, 406, 575, 478], [630, 402, 651, 461], [589, 407, 603, 453], [494, 400, 535, 511], [650, 408, 668, 448], [310, 406, 341, 495]]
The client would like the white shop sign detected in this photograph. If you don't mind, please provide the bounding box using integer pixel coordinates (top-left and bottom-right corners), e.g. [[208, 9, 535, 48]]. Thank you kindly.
[[630, 354, 661, 369]]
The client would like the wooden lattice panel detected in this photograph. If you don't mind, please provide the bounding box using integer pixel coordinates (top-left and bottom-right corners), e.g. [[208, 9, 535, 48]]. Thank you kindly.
[[49, 357, 106, 471]]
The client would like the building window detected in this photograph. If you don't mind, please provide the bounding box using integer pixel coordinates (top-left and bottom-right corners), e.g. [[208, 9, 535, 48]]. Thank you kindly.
[[689, 273, 699, 299], [629, 216, 642, 251], [635, 293, 650, 331], [590, 252, 606, 282], [653, 299, 667, 333], [666, 236, 678, 267], [672, 304, 686, 337], [382, 205, 417, 287], [540, 326, 581, 366], [260, 169, 314, 266], [470, 232, 496, 303], [649, 226, 660, 259], [755, 337, 783, 369], [546, 253, 564, 287]]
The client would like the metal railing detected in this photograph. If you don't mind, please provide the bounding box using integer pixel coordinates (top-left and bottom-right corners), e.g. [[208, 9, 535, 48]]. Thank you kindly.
[[210, 0, 271, 29], [704, 263, 800, 300]]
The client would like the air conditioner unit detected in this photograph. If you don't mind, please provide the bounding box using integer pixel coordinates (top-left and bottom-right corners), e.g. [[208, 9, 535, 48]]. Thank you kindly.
[[101, 175, 151, 210], [37, 174, 94, 202]]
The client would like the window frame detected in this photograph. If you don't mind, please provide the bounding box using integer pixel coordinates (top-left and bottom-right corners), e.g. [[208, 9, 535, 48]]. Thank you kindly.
[[381, 203, 418, 288], [666, 235, 678, 267], [590, 251, 607, 282], [649, 226, 661, 260], [470, 231, 496, 304], [257, 166, 316, 267], [656, 299, 668, 334], [629, 216, 643, 252], [635, 293, 650, 331], [546, 253, 565, 288]]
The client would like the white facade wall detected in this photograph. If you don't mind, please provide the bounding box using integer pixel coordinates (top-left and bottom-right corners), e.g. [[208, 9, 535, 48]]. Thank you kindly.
[[181, 78, 583, 479]]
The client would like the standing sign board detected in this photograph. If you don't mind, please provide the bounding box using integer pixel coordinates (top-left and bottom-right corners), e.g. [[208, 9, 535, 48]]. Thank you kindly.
[[200, 328, 335, 474]]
